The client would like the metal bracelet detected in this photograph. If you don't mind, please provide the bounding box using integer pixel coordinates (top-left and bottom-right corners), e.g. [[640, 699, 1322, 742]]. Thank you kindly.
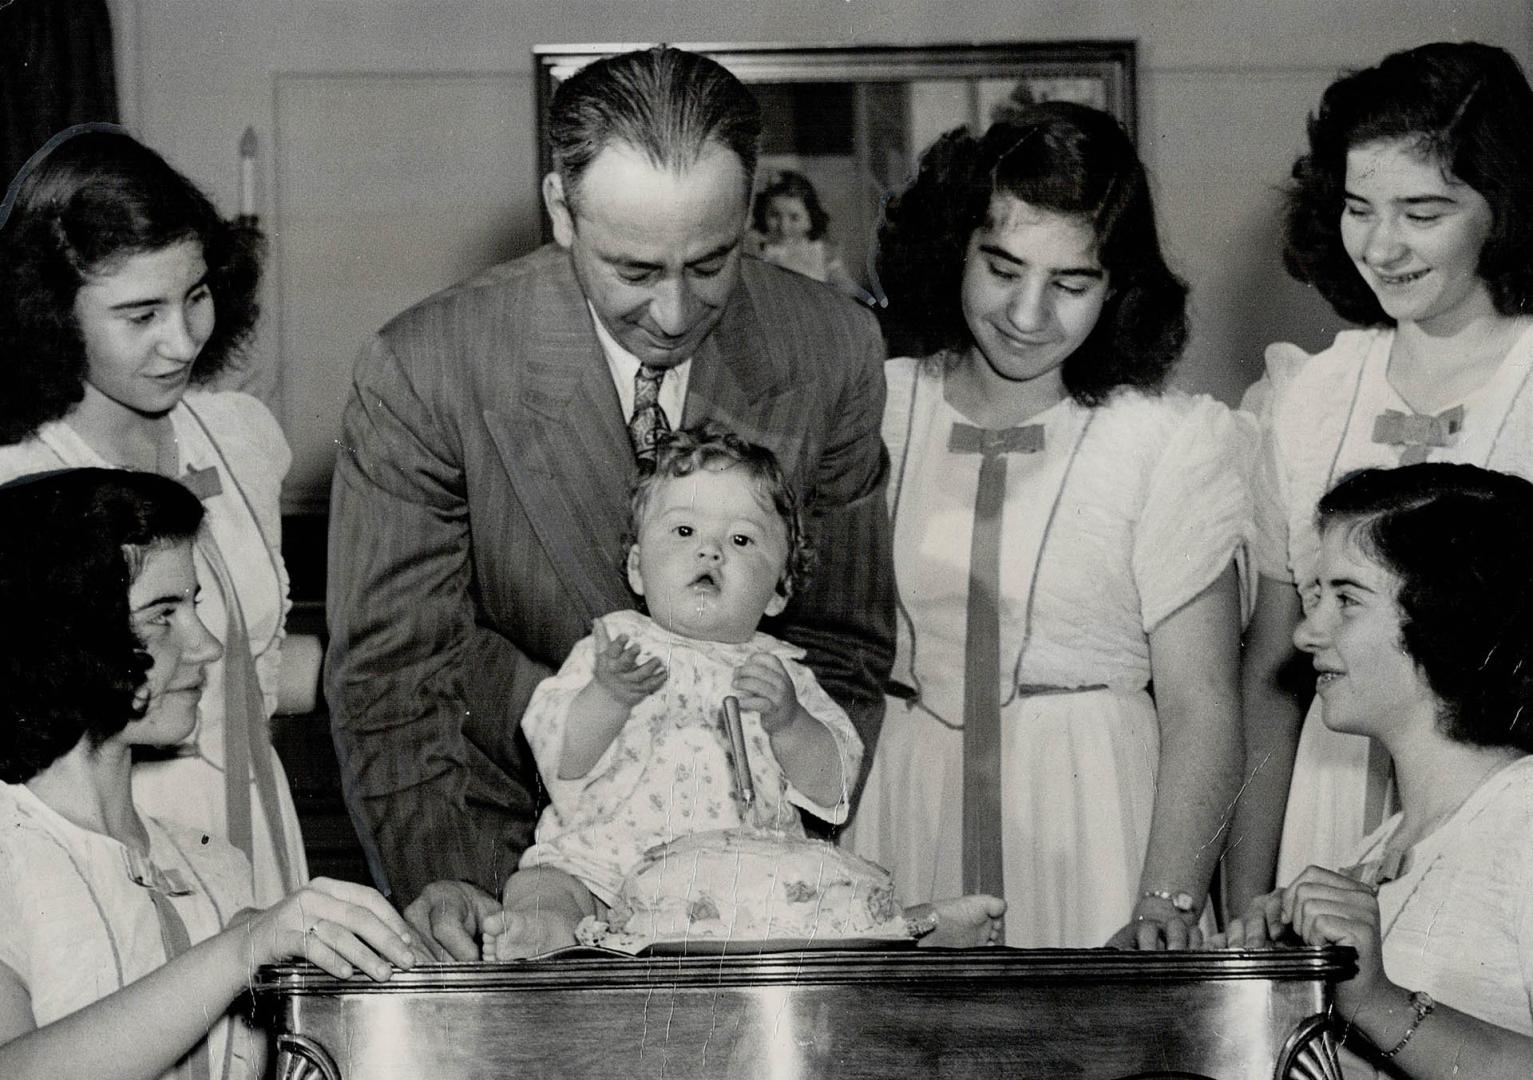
[[1380, 989, 1435, 1058], [1139, 888, 1196, 913]]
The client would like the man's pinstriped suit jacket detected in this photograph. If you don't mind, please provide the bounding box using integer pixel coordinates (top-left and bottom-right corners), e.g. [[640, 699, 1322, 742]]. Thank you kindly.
[[325, 243, 895, 904]]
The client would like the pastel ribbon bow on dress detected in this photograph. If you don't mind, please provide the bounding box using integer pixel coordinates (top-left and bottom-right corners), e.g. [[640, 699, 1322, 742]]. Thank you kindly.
[[1371, 405, 1464, 466], [947, 420, 1044, 898]]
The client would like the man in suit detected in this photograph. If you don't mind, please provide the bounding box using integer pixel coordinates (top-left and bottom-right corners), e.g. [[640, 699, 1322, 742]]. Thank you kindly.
[[325, 46, 894, 957]]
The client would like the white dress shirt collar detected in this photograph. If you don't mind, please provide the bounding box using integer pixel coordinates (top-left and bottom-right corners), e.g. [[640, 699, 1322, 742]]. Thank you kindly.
[[588, 301, 691, 429]]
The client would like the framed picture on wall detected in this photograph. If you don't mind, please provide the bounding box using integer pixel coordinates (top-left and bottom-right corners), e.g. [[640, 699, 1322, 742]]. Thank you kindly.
[[533, 41, 1136, 298]]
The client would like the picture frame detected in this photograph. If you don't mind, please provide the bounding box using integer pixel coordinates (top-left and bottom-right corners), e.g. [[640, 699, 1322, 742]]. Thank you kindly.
[[533, 41, 1137, 300]]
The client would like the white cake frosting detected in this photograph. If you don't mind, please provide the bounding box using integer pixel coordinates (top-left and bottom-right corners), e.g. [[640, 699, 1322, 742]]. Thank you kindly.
[[600, 828, 907, 943]]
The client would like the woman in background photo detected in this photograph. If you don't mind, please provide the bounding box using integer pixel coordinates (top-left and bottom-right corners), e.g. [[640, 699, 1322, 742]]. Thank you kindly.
[[750, 169, 863, 298], [0, 125, 307, 904]]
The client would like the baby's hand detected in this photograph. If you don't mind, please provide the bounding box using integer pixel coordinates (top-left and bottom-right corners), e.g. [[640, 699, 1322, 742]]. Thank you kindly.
[[732, 653, 801, 734], [590, 617, 667, 706]]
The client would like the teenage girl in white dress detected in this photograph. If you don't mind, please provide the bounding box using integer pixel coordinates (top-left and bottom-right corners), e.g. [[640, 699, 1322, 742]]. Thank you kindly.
[[849, 103, 1251, 949]]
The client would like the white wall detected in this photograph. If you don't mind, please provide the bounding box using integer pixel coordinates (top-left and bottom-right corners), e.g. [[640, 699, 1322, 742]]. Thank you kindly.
[[106, 0, 1533, 510]]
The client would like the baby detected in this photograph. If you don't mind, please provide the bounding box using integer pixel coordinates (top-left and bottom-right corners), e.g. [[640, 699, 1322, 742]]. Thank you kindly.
[[484, 424, 861, 958]]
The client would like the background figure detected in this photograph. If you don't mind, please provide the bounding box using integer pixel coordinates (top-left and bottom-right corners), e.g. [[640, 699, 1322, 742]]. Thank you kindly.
[[846, 103, 1250, 949], [0, 469, 413, 1080], [750, 169, 863, 298], [324, 46, 894, 958], [1229, 41, 1533, 912], [0, 125, 307, 905], [1217, 464, 1533, 1078]]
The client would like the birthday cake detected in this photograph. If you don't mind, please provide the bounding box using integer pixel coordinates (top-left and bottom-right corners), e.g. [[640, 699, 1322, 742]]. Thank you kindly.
[[576, 829, 910, 950]]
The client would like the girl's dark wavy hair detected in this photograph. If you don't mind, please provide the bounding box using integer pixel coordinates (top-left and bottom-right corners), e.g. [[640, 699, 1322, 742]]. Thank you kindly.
[[1318, 463, 1533, 752], [1284, 42, 1533, 324], [875, 102, 1188, 405], [752, 170, 830, 241], [0, 125, 266, 445], [628, 422, 812, 601], [0, 468, 205, 782]]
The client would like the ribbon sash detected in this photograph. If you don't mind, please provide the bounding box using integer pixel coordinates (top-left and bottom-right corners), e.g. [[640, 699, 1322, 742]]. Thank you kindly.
[[192, 517, 298, 893], [949, 422, 1044, 898], [127, 850, 216, 1080]]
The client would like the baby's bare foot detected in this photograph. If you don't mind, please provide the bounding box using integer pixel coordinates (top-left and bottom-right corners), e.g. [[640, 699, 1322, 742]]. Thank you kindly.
[[916, 895, 1007, 948], [482, 908, 580, 960]]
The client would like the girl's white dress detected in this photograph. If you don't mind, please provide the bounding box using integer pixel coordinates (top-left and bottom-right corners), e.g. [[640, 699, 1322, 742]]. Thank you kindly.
[[0, 391, 308, 904], [0, 782, 259, 1080], [848, 356, 1252, 947], [1256, 325, 1533, 884], [1336, 756, 1533, 1077]]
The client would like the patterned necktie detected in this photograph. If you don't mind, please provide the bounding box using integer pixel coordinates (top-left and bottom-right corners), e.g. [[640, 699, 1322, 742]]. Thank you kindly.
[[629, 365, 671, 461], [1371, 405, 1464, 465], [947, 421, 1045, 898]]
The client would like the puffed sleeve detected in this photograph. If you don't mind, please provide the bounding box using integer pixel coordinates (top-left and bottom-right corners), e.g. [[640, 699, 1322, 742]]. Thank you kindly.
[[764, 656, 863, 825], [1133, 397, 1255, 633], [520, 611, 665, 817], [520, 632, 604, 807], [0, 829, 24, 982], [1250, 343, 1318, 585], [1252, 419, 1295, 584], [1513, 801, 1533, 1013]]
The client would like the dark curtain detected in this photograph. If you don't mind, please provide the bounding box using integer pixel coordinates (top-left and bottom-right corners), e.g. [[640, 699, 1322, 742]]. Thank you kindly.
[[0, 0, 118, 189]]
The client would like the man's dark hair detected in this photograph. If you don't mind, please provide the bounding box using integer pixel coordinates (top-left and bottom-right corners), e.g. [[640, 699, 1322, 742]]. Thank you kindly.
[[547, 46, 761, 210]]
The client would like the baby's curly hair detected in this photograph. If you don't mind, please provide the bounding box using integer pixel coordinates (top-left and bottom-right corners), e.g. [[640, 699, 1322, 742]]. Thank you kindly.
[[0, 468, 205, 783], [1283, 42, 1533, 324], [0, 125, 266, 445], [1317, 463, 1533, 752], [875, 102, 1188, 404], [628, 423, 812, 600]]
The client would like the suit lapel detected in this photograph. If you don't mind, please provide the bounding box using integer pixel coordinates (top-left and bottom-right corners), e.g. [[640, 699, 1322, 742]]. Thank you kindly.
[[483, 255, 635, 621], [683, 273, 807, 475]]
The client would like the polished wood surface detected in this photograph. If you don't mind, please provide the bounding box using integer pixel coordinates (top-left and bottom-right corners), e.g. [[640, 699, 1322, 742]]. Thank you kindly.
[[252, 946, 1353, 1079]]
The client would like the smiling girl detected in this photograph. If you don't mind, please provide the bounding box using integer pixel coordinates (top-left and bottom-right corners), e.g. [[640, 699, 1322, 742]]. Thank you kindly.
[[1217, 464, 1533, 1078], [0, 126, 306, 905], [1229, 43, 1533, 912], [849, 104, 1252, 949], [0, 469, 415, 1080]]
